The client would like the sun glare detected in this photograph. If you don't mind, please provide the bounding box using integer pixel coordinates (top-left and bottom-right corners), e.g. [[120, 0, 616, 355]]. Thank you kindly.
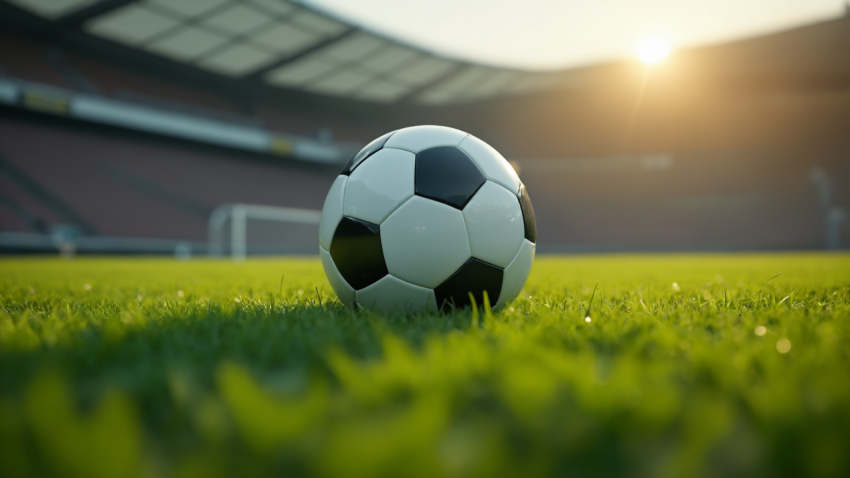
[[635, 38, 671, 65]]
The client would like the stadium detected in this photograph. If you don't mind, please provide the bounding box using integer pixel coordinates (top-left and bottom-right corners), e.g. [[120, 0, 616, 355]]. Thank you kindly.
[[1, 0, 849, 477]]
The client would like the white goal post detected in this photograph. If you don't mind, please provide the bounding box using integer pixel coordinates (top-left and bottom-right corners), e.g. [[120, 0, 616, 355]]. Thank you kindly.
[[208, 204, 321, 261]]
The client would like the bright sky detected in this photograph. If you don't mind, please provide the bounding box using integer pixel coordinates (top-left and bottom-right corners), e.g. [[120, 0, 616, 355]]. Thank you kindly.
[[304, 0, 847, 70]]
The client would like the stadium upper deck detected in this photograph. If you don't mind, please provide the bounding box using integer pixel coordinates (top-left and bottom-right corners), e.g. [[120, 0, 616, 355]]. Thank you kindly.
[[1, 0, 570, 106]]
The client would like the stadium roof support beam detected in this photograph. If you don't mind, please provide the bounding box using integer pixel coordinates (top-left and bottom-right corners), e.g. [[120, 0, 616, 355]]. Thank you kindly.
[[56, 0, 138, 28], [395, 66, 467, 104], [240, 27, 358, 83], [0, 0, 566, 107]]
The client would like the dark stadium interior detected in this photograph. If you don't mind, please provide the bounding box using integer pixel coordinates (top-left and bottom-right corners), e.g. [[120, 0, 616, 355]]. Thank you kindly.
[[1, 1, 848, 253]]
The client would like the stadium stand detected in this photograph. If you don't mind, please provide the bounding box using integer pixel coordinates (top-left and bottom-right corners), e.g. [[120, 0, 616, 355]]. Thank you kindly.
[[0, 114, 337, 246], [0, 0, 848, 253]]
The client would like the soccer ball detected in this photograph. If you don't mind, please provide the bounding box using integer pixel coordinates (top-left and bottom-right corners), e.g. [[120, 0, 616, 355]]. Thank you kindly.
[[319, 125, 536, 313]]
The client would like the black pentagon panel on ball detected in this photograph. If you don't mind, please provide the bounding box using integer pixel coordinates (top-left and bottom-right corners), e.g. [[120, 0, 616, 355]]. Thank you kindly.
[[414, 146, 485, 209], [329, 216, 388, 290], [434, 258, 504, 311], [340, 130, 397, 176], [518, 183, 537, 243]]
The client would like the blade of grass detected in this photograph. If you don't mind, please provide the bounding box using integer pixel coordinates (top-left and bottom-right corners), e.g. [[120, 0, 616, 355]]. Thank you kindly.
[[584, 282, 599, 320], [469, 292, 479, 328], [777, 287, 799, 306], [756, 272, 782, 303]]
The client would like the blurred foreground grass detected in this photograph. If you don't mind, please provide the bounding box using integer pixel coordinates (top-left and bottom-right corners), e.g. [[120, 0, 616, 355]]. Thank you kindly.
[[1, 254, 849, 478]]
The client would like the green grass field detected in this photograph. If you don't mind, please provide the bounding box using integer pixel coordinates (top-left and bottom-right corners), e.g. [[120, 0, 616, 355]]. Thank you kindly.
[[1, 254, 849, 478]]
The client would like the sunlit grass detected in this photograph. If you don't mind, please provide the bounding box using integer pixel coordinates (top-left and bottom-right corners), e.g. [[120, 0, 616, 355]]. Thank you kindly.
[[1, 254, 849, 477]]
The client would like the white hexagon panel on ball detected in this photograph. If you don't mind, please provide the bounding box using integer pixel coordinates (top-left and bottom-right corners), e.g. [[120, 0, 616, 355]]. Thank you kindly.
[[380, 196, 471, 289], [384, 125, 467, 153], [343, 148, 415, 225], [494, 239, 536, 310], [356, 275, 438, 313], [463, 181, 525, 268]]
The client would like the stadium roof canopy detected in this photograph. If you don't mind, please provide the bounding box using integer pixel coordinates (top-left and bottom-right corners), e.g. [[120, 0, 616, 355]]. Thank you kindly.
[[3, 0, 573, 105]]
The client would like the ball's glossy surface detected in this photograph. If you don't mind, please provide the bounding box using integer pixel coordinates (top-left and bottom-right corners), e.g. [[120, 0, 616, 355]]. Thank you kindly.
[[319, 125, 536, 313]]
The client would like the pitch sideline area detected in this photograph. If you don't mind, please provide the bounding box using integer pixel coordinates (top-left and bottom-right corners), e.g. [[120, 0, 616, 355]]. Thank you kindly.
[[1, 254, 849, 477]]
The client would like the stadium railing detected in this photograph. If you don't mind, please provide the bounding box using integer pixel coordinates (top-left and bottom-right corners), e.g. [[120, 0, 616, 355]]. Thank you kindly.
[[0, 75, 359, 164]]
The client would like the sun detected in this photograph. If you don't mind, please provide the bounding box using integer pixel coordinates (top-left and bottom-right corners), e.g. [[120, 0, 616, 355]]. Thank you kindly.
[[635, 38, 671, 65]]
